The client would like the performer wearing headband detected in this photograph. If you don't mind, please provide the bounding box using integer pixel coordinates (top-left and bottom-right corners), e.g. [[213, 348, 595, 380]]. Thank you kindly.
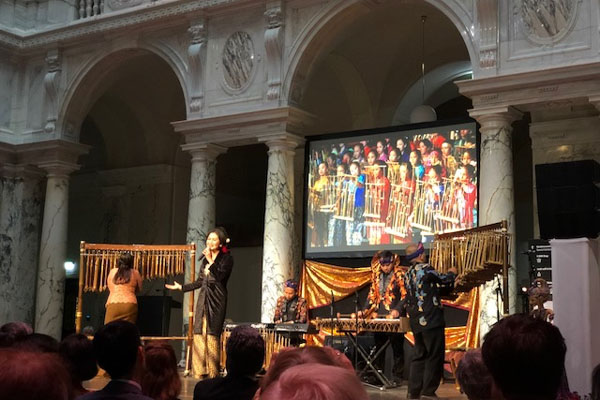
[[402, 242, 456, 400], [165, 227, 233, 379], [362, 250, 406, 385], [273, 279, 307, 347], [273, 279, 307, 324]]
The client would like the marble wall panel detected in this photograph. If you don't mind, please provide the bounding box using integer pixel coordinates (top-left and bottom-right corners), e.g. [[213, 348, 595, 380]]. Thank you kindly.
[[0, 175, 44, 326]]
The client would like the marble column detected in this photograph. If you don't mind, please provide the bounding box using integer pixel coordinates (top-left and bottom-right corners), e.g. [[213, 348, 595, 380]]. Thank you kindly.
[[470, 106, 522, 337], [258, 133, 304, 322], [35, 161, 79, 339], [180, 143, 226, 327], [0, 166, 45, 325]]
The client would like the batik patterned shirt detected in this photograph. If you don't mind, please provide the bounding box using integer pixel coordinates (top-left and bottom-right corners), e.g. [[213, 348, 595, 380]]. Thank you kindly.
[[402, 263, 455, 333]]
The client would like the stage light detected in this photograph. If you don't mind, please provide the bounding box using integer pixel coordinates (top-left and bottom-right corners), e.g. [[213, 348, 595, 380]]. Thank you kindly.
[[64, 261, 75, 272]]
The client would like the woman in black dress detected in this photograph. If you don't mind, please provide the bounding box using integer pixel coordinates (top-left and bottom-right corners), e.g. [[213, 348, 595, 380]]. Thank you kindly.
[[166, 227, 233, 378]]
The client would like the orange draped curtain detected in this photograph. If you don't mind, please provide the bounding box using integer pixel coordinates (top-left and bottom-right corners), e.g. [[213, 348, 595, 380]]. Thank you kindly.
[[301, 260, 480, 349]]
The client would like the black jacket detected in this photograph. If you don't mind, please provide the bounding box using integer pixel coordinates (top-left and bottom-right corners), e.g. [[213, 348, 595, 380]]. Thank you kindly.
[[182, 251, 233, 335], [193, 375, 258, 400]]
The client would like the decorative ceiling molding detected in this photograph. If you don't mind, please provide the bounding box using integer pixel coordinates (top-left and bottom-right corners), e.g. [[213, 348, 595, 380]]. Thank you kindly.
[[0, 0, 260, 52], [457, 61, 600, 111]]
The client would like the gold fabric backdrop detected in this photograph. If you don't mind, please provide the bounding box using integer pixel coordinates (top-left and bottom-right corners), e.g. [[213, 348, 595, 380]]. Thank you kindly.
[[301, 260, 480, 349]]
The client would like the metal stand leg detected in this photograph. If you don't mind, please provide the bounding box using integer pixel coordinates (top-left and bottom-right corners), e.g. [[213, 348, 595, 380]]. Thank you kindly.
[[344, 332, 394, 390]]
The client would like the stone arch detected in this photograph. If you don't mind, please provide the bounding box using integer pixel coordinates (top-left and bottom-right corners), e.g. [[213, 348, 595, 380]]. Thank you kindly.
[[392, 61, 472, 124], [58, 44, 189, 140], [283, 0, 477, 106]]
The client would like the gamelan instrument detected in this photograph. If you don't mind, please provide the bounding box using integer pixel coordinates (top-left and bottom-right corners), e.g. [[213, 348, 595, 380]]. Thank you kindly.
[[313, 317, 410, 334], [385, 181, 413, 239], [221, 322, 317, 371], [314, 317, 410, 389], [77, 242, 197, 375], [333, 174, 356, 222], [430, 221, 511, 313]]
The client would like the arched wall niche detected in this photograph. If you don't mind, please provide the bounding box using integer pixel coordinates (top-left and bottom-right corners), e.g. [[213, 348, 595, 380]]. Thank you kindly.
[[284, 0, 475, 133], [59, 46, 189, 143]]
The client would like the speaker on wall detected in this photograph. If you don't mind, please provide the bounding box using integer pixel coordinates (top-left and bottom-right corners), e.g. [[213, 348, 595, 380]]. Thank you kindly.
[[536, 160, 600, 240]]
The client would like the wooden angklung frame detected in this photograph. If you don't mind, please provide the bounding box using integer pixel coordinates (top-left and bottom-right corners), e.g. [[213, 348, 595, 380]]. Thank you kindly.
[[430, 221, 510, 314], [76, 241, 196, 373]]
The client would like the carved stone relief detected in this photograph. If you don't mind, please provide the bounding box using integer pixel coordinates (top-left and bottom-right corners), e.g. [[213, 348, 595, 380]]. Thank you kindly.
[[221, 31, 255, 92], [188, 20, 207, 114], [264, 2, 283, 100], [516, 0, 577, 44], [43, 49, 61, 133]]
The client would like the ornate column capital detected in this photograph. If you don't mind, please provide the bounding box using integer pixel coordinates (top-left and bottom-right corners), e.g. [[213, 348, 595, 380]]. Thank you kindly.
[[14, 140, 88, 178], [258, 133, 304, 153], [0, 163, 45, 180], [37, 160, 80, 178], [181, 142, 227, 162], [469, 106, 523, 131]]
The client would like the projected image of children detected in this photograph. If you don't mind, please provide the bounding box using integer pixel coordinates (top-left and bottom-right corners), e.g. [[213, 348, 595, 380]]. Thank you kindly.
[[305, 123, 478, 256]]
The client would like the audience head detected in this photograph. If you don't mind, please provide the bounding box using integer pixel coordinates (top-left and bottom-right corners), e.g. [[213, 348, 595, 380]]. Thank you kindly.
[[455, 349, 492, 400], [12, 332, 59, 353], [142, 341, 181, 400], [259, 363, 368, 400], [226, 326, 265, 377], [59, 334, 98, 389], [0, 321, 32, 347], [260, 346, 353, 394], [482, 314, 566, 400], [93, 320, 142, 380], [592, 363, 600, 400], [0, 349, 71, 400]]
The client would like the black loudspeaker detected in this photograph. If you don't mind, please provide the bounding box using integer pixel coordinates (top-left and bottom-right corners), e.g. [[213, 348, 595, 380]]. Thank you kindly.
[[137, 296, 172, 336], [536, 160, 600, 239]]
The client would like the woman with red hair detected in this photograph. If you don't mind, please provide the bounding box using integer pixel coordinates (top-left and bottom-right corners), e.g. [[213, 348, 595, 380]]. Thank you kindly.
[[142, 341, 181, 400]]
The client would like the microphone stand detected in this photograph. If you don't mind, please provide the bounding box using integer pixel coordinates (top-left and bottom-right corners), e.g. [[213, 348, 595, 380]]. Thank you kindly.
[[495, 275, 503, 321], [330, 290, 335, 348], [354, 289, 361, 369]]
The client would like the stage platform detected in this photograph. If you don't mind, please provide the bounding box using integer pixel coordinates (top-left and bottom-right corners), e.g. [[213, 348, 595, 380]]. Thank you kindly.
[[85, 371, 467, 399]]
